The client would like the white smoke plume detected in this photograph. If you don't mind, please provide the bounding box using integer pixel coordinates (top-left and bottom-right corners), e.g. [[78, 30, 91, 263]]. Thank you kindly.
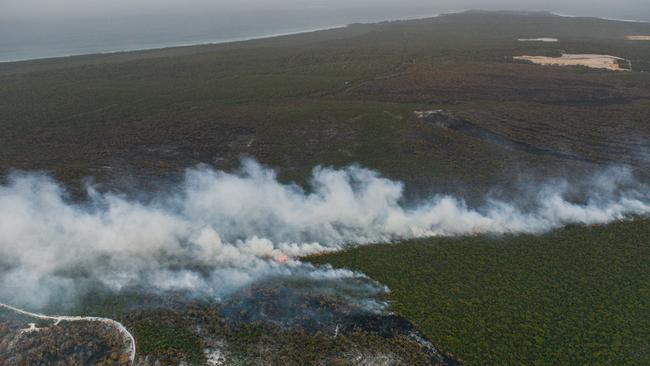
[[0, 159, 648, 309]]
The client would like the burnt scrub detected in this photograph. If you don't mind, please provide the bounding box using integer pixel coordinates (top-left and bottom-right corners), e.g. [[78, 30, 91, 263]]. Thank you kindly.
[[0, 308, 132, 366], [93, 279, 459, 365]]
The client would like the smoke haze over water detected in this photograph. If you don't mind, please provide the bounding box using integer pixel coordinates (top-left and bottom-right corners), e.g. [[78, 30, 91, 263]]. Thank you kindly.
[[1, 159, 649, 309]]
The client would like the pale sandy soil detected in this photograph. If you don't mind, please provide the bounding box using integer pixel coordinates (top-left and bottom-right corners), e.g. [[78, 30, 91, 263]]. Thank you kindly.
[[626, 35, 650, 41], [514, 54, 630, 71], [517, 38, 559, 42]]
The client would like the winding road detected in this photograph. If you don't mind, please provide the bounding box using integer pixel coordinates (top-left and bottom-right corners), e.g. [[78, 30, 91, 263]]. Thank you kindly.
[[0, 302, 136, 364]]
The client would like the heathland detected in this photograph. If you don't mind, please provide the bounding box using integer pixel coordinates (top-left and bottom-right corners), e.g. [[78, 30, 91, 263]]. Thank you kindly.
[[2, 10, 650, 365]]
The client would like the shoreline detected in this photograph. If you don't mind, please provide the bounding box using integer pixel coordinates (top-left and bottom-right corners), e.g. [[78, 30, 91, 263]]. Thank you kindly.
[[0, 12, 444, 65], [3, 10, 649, 65], [0, 24, 349, 64]]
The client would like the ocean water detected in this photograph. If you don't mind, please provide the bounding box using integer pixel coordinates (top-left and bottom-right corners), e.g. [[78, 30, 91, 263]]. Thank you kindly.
[[0, 7, 441, 63], [1, 4, 649, 63]]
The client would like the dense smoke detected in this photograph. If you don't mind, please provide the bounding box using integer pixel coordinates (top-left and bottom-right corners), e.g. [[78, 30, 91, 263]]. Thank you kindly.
[[0, 159, 649, 309]]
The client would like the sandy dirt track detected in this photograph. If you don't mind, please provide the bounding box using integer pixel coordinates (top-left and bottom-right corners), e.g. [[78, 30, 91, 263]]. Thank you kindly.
[[0, 302, 136, 364]]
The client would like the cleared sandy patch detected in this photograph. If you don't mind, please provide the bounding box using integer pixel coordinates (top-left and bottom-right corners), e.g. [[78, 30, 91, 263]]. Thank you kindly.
[[514, 54, 629, 71], [626, 35, 650, 41], [518, 38, 559, 42]]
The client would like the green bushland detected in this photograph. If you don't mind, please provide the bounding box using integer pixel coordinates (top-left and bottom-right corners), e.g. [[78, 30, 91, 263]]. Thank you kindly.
[[2, 10, 650, 365], [308, 219, 650, 365], [2, 11, 650, 196], [132, 322, 205, 365]]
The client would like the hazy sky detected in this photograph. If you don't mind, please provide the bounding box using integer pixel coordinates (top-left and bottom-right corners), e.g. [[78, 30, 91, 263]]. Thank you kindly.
[[2, 0, 649, 21]]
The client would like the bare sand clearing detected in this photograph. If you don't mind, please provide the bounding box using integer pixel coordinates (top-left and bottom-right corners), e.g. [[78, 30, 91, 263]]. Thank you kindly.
[[518, 38, 559, 42], [626, 35, 650, 41], [514, 54, 630, 71]]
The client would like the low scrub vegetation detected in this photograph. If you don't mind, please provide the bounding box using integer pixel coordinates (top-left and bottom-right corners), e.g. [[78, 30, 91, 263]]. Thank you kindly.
[[309, 219, 650, 365]]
